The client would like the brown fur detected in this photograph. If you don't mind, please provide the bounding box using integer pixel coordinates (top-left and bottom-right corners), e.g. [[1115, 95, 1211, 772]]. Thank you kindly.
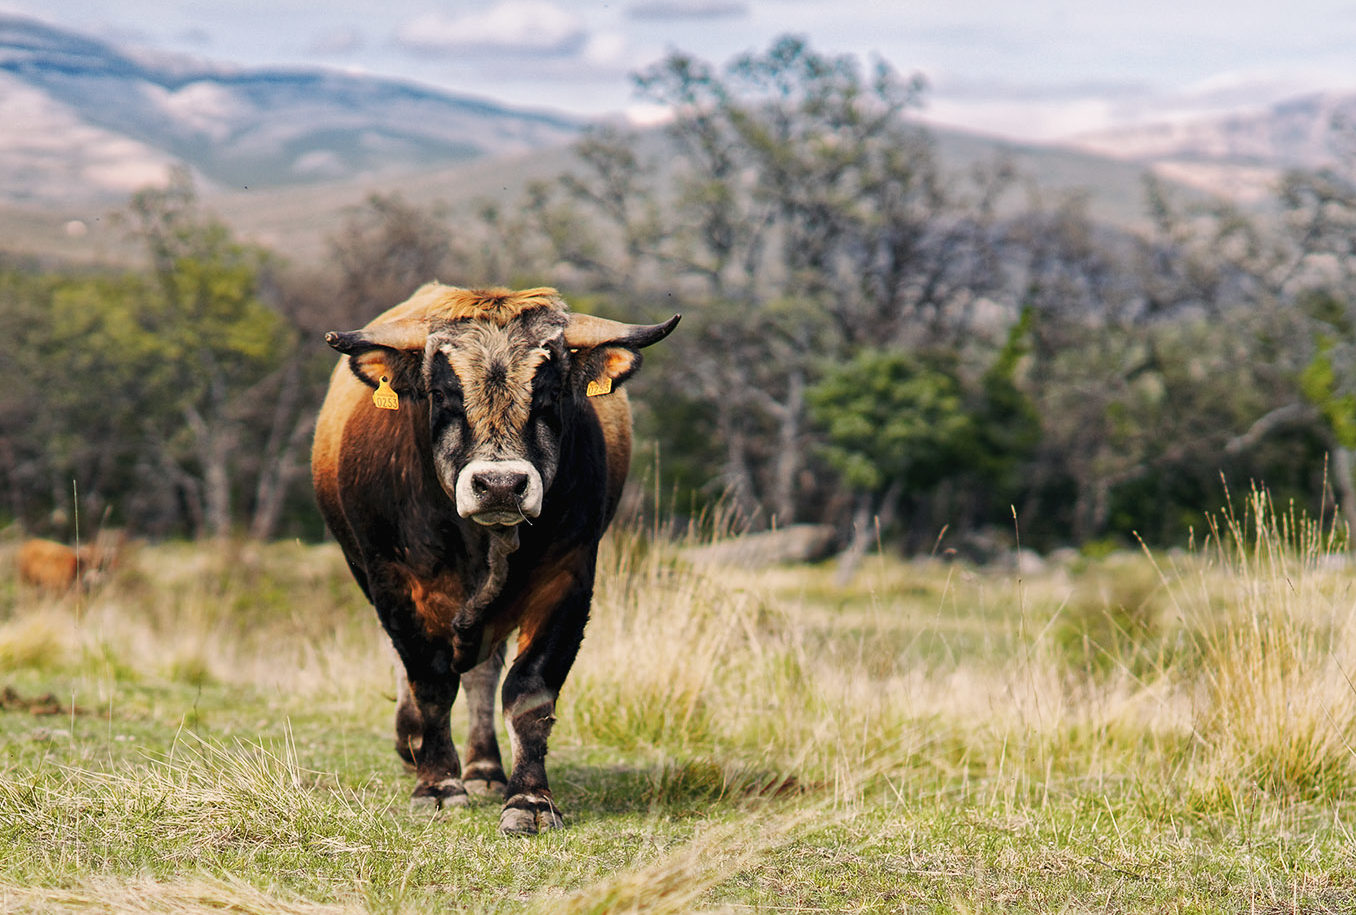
[[376, 284, 564, 328], [17, 538, 118, 592], [591, 391, 635, 517], [488, 551, 588, 652], [406, 568, 470, 641]]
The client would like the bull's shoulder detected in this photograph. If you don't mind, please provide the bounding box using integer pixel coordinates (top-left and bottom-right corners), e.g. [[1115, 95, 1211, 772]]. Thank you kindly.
[[582, 389, 633, 520], [312, 359, 430, 544]]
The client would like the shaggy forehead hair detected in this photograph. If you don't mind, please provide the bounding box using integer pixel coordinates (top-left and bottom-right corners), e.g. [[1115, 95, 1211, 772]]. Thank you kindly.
[[418, 286, 566, 326], [427, 300, 567, 450]]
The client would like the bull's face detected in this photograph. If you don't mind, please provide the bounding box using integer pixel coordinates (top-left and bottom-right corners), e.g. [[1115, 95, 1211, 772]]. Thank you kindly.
[[424, 310, 565, 525], [326, 288, 678, 529]]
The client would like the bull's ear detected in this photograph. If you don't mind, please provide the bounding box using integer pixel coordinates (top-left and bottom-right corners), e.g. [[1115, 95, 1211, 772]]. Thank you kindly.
[[325, 320, 427, 397], [563, 313, 680, 397]]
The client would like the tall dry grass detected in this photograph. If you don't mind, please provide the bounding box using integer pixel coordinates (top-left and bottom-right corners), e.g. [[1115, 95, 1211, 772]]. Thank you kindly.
[[568, 489, 1356, 813], [6, 487, 1352, 809], [1161, 488, 1356, 803], [5, 487, 1355, 804], [0, 539, 389, 698]]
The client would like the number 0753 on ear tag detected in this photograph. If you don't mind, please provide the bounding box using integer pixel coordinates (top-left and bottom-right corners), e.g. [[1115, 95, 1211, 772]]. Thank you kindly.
[[373, 376, 400, 410]]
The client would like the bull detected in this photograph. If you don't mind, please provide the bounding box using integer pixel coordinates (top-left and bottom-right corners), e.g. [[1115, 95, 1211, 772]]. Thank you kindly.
[[311, 284, 678, 834]]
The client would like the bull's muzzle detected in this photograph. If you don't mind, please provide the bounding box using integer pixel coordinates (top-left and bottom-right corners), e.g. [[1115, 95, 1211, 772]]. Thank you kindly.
[[454, 460, 544, 525]]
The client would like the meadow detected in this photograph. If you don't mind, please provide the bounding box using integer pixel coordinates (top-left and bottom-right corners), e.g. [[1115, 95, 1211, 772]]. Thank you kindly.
[[2, 491, 1356, 913]]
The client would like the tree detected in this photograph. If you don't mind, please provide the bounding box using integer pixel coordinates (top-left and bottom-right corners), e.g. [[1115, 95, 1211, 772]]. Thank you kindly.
[[111, 170, 300, 538], [533, 36, 1014, 530], [330, 192, 454, 328], [809, 348, 974, 568]]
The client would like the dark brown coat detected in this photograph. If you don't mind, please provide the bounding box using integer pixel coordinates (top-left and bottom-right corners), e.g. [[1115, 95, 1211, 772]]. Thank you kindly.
[[311, 284, 677, 834]]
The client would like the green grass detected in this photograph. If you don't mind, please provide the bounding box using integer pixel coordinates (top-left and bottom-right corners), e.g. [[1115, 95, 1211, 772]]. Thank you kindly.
[[3, 493, 1356, 912]]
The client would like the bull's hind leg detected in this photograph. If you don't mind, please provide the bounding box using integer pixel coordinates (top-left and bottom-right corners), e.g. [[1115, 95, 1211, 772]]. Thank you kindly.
[[460, 641, 508, 797], [393, 666, 424, 768]]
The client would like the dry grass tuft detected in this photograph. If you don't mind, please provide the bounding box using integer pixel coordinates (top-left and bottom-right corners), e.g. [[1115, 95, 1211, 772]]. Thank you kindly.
[[0, 874, 364, 914]]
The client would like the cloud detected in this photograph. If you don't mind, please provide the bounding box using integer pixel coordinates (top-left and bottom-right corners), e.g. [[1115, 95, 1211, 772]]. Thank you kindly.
[[174, 26, 212, 48], [627, 0, 748, 20], [582, 31, 630, 67], [308, 27, 363, 56], [394, 1, 586, 57]]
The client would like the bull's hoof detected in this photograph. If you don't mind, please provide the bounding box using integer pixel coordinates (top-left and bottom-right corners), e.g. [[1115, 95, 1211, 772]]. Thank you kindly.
[[499, 793, 564, 835], [410, 778, 468, 812], [464, 778, 507, 798], [462, 763, 507, 798]]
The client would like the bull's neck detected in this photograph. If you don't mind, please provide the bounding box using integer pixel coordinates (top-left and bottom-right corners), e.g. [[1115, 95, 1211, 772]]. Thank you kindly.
[[405, 401, 523, 616], [449, 523, 519, 648]]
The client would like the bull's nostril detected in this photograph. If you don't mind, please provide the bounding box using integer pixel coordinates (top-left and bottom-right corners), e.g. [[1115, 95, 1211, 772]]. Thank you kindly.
[[471, 470, 531, 504], [458, 462, 541, 522]]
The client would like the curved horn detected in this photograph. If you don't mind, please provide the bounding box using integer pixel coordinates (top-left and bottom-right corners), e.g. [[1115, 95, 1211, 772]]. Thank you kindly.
[[324, 318, 429, 355], [563, 313, 681, 350]]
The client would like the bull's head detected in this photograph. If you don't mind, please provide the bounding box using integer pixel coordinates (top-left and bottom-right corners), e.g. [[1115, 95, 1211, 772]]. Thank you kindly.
[[325, 287, 679, 528]]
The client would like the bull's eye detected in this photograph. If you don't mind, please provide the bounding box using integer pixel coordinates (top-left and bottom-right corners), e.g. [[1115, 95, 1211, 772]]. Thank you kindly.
[[431, 388, 462, 415]]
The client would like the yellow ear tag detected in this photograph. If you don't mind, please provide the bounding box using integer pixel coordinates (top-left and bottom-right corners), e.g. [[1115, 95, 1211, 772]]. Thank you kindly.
[[586, 377, 613, 397], [373, 376, 400, 411]]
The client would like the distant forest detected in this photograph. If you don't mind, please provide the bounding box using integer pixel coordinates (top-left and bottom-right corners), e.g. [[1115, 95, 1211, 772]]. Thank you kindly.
[[3, 36, 1355, 555]]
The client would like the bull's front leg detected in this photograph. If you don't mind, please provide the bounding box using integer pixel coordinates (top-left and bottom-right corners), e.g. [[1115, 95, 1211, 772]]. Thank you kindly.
[[397, 656, 468, 810], [497, 578, 592, 835], [374, 577, 469, 811]]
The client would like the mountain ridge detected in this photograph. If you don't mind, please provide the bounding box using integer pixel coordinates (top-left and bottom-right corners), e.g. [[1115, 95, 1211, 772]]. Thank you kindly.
[[2, 14, 1353, 266], [0, 13, 581, 204]]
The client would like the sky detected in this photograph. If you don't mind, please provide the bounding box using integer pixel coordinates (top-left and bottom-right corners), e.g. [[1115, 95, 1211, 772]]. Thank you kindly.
[[8, 0, 1356, 141]]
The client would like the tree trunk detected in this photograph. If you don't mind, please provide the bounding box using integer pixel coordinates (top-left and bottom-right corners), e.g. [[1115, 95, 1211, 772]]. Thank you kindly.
[[248, 411, 316, 541], [711, 392, 760, 529], [769, 369, 804, 527], [835, 479, 903, 585], [185, 405, 234, 540], [1332, 446, 1356, 543]]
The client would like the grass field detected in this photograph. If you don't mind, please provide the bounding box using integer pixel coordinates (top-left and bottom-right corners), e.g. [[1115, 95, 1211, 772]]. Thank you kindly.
[[2, 491, 1356, 913]]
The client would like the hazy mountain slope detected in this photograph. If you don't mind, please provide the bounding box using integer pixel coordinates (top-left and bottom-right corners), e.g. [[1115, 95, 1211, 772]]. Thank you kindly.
[[202, 124, 1198, 267], [0, 122, 1206, 269], [1072, 93, 1354, 167], [1066, 92, 1356, 202], [0, 14, 580, 204]]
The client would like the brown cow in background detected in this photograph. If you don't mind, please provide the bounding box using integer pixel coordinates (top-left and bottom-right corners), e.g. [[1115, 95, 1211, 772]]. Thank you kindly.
[[17, 534, 120, 592], [313, 284, 677, 835]]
